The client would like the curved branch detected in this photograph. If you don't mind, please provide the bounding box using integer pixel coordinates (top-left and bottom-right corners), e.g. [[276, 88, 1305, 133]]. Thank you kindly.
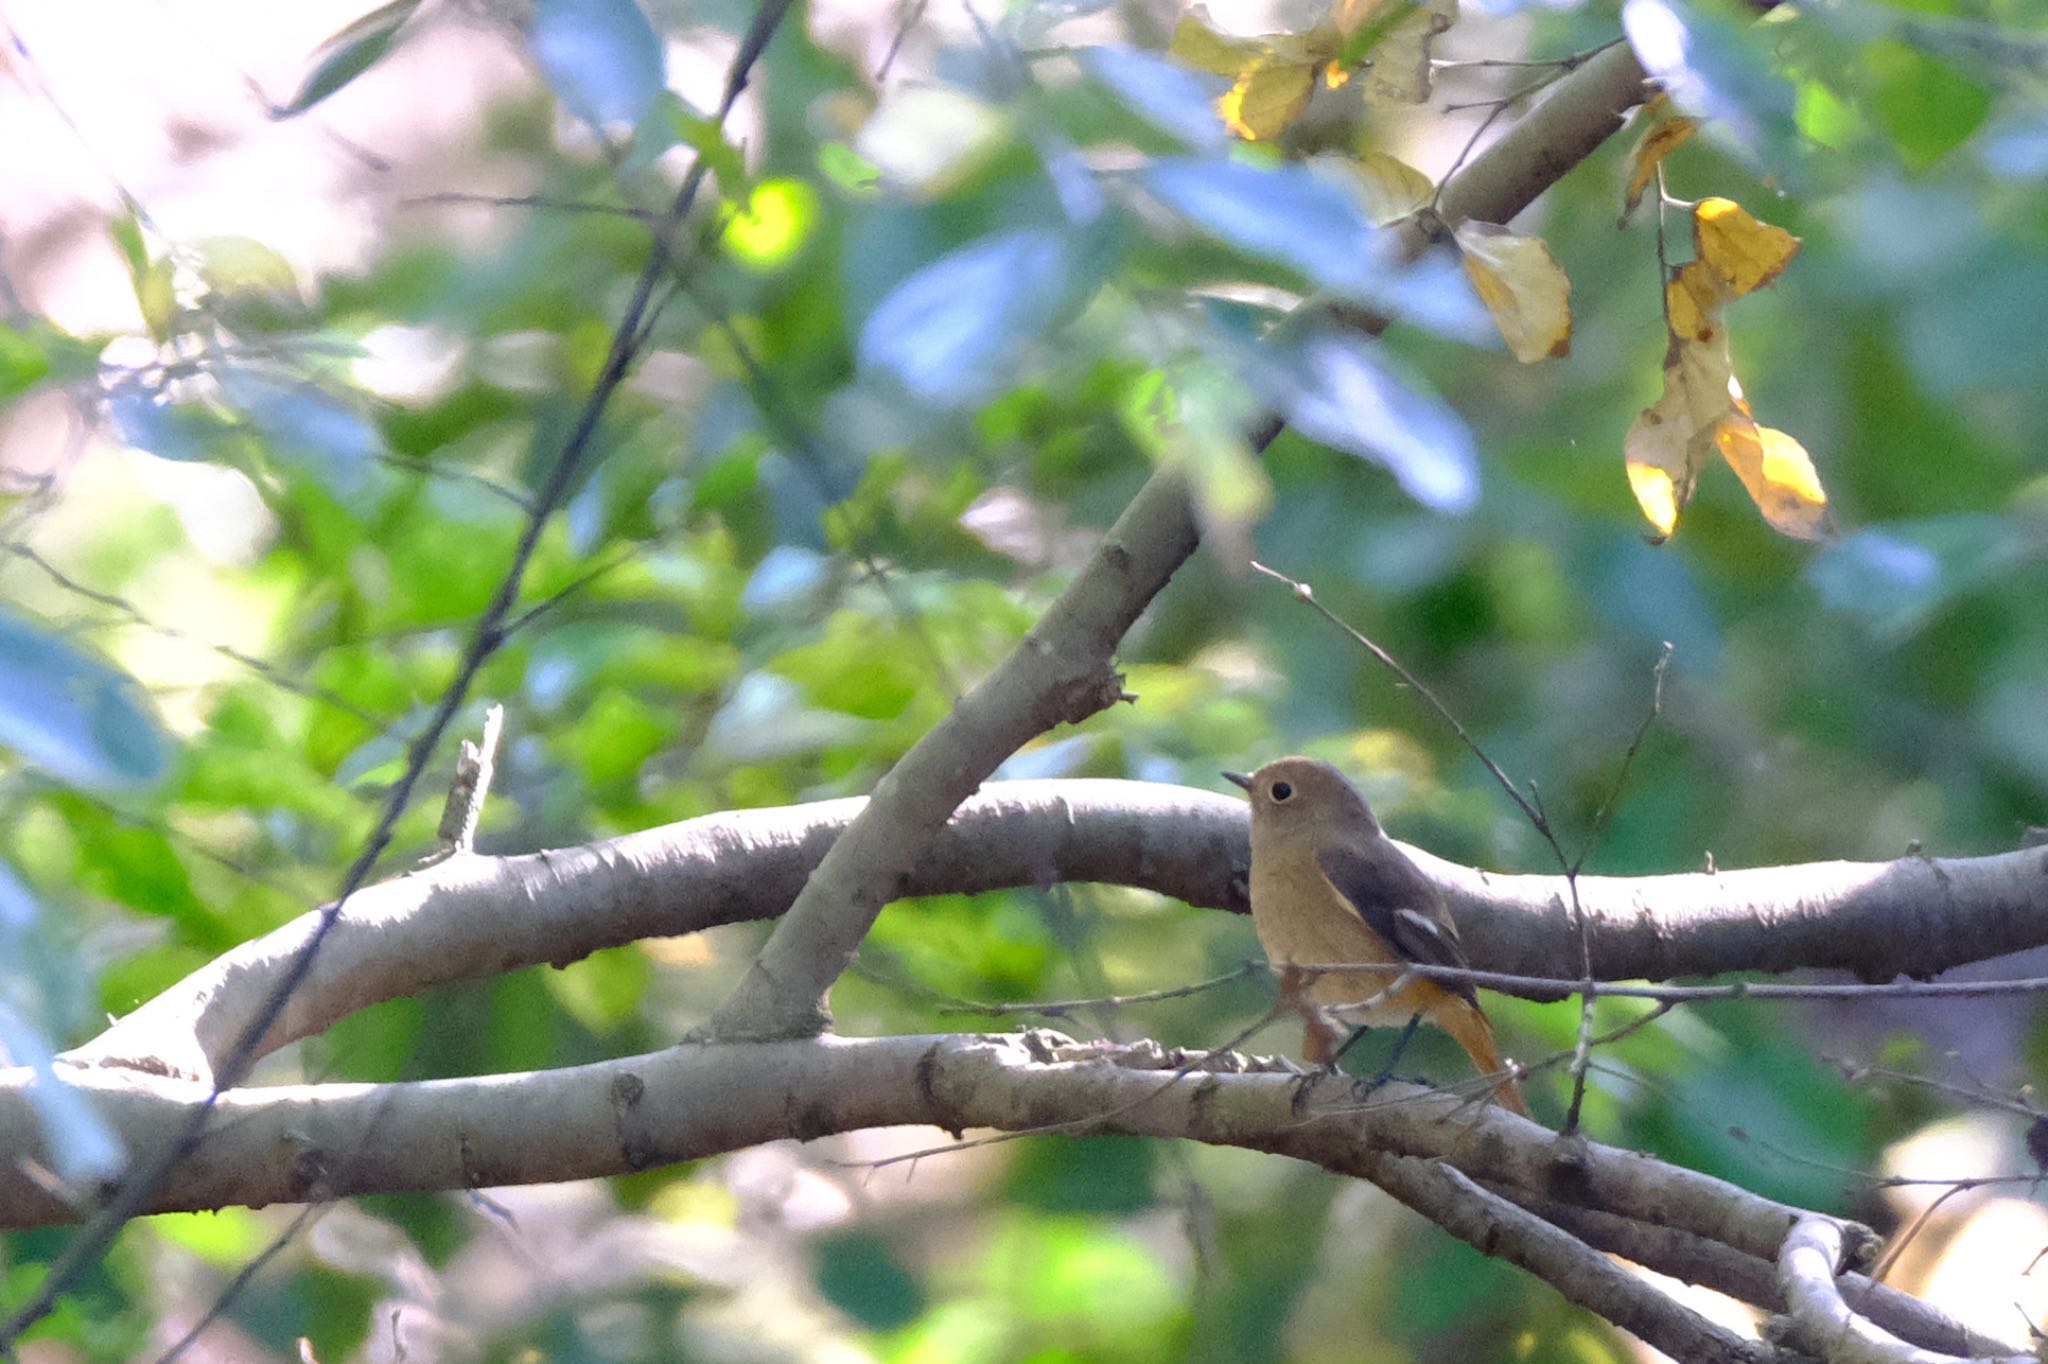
[[69, 781, 2048, 1082], [0, 1033, 1863, 1360], [704, 476, 1199, 1039], [1773, 1216, 2028, 1364]]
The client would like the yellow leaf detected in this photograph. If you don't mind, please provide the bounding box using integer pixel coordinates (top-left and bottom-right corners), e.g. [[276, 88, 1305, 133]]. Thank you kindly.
[[1626, 460, 1681, 540], [1693, 197, 1801, 297], [1337, 0, 1457, 107], [1623, 388, 1700, 538], [1453, 221, 1571, 362], [1620, 95, 1699, 222], [1715, 399, 1830, 540], [1171, 14, 1343, 140], [1350, 151, 1434, 226], [1665, 328, 1739, 435], [1664, 259, 1727, 346], [1222, 59, 1318, 140], [1621, 335, 1738, 538]]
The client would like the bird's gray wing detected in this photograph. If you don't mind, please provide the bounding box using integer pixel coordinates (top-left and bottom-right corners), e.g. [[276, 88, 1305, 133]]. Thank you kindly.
[[1315, 843, 1477, 1005]]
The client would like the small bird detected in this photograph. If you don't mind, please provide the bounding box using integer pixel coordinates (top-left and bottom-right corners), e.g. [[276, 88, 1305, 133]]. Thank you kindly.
[[1226, 757, 1531, 1117]]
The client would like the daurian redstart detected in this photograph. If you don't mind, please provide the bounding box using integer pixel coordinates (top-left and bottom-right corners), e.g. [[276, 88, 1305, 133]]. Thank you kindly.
[[1227, 757, 1531, 1117]]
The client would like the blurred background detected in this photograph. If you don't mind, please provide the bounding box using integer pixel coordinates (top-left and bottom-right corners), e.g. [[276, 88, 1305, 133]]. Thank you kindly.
[[3, 0, 2047, 1357]]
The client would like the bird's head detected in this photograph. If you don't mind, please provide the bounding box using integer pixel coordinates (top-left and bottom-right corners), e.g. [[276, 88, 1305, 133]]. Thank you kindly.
[[1223, 757, 1382, 838]]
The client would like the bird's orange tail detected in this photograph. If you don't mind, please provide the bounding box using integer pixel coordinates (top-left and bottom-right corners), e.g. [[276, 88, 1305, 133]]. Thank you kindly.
[[1435, 999, 1533, 1119]]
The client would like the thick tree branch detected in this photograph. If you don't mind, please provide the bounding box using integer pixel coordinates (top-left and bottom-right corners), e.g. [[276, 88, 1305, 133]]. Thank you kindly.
[[0, 1032, 1871, 1359], [69, 782, 2048, 1084]]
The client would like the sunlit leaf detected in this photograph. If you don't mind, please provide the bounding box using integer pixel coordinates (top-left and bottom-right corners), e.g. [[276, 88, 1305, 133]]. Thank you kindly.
[[0, 607, 169, 792], [1077, 45, 1230, 150], [1664, 259, 1725, 345], [1167, 11, 1343, 141], [1692, 197, 1800, 297], [0, 323, 97, 401], [1622, 329, 1737, 538], [858, 229, 1073, 408], [530, 0, 666, 129], [1452, 220, 1571, 362], [1349, 151, 1434, 226], [1714, 398, 1829, 541], [1624, 381, 1706, 539], [1621, 93, 1698, 221], [196, 236, 307, 331], [277, 0, 422, 117], [1626, 459, 1681, 540], [1221, 58, 1319, 140], [723, 178, 819, 270]]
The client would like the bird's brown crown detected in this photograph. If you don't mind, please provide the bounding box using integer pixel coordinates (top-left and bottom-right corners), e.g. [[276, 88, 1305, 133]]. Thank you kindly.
[[1227, 756, 1383, 835]]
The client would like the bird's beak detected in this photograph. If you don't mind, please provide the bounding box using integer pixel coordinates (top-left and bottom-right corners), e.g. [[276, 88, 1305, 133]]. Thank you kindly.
[[1222, 771, 1252, 793]]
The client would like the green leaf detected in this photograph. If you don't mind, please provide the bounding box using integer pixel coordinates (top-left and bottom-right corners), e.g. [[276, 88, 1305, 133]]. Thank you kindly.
[[0, 608, 168, 791], [195, 235, 308, 331], [0, 323, 100, 400], [1864, 37, 1990, 170], [858, 228, 1075, 408], [771, 613, 922, 719], [530, 0, 666, 128], [276, 0, 423, 117], [0, 327, 50, 399]]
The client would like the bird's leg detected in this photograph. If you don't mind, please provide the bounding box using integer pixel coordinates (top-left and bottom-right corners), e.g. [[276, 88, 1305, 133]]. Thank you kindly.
[[1289, 971, 1343, 1070], [1358, 1012, 1424, 1094]]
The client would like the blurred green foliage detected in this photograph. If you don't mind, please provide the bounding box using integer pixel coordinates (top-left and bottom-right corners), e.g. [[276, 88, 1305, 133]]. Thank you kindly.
[[2, 0, 2046, 1356]]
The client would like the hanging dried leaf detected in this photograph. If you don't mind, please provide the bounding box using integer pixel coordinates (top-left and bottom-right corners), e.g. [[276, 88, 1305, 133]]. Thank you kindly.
[[1350, 151, 1434, 226], [1664, 259, 1726, 345], [1715, 397, 1830, 540], [1620, 93, 1699, 222], [1693, 197, 1800, 297], [1453, 221, 1572, 362], [1623, 384, 1701, 540], [1622, 330, 1739, 538]]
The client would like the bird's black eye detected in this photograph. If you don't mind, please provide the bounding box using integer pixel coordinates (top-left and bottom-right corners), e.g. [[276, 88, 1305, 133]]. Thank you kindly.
[[1270, 781, 1293, 802]]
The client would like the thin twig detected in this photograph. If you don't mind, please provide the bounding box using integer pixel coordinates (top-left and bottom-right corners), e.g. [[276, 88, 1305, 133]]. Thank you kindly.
[[1564, 645, 1672, 1130]]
